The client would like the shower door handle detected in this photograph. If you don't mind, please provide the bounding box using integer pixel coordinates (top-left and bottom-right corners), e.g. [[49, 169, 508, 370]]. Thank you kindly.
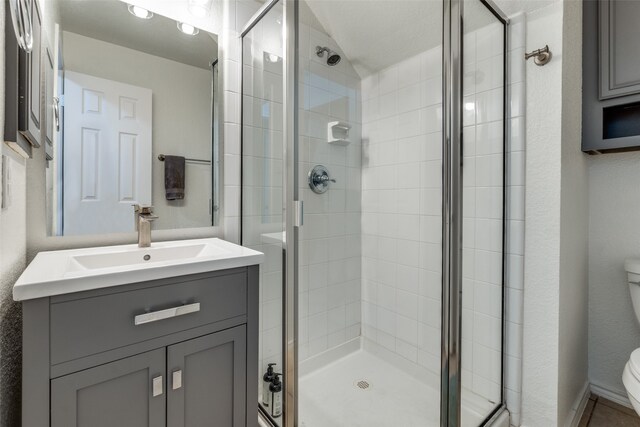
[[294, 200, 303, 227]]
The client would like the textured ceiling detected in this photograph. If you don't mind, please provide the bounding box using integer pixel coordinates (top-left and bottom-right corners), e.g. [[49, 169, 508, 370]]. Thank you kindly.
[[303, 0, 559, 77], [59, 0, 217, 69]]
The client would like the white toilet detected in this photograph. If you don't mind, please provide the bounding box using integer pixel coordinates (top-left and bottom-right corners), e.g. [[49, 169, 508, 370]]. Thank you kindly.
[[622, 259, 640, 414]]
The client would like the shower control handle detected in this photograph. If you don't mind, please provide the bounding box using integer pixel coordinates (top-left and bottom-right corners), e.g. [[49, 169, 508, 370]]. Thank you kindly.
[[308, 165, 335, 194], [316, 175, 336, 184]]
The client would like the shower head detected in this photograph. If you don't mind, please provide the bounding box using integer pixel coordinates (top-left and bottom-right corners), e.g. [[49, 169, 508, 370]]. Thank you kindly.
[[316, 46, 341, 66]]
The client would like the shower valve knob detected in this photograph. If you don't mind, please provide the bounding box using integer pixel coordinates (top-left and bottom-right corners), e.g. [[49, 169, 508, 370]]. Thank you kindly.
[[308, 165, 335, 194]]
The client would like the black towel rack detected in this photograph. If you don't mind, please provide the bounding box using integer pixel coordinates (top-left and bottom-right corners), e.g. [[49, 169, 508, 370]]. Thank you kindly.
[[157, 154, 211, 165]]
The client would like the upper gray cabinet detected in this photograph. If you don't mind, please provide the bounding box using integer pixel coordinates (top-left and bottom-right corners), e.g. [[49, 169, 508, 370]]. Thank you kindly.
[[599, 0, 640, 100], [582, 0, 640, 153], [4, 0, 43, 158], [24, 0, 42, 147]]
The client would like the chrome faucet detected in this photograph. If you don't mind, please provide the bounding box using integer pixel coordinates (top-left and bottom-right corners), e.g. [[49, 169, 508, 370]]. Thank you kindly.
[[133, 205, 158, 248]]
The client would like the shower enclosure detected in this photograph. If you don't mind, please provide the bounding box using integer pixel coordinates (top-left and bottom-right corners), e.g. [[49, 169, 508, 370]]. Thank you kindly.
[[241, 0, 508, 425]]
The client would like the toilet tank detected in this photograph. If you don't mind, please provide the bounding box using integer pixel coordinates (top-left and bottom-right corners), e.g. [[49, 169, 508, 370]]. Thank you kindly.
[[625, 259, 640, 325]]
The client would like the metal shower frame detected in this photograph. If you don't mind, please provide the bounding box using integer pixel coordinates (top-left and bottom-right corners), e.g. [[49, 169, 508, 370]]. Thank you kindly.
[[240, 0, 511, 425]]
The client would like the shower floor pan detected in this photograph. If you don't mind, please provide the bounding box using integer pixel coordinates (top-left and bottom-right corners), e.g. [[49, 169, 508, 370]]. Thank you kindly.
[[298, 345, 492, 427]]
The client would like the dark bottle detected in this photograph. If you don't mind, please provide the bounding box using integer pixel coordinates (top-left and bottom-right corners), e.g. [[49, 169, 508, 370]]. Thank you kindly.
[[269, 373, 283, 418], [262, 363, 276, 406]]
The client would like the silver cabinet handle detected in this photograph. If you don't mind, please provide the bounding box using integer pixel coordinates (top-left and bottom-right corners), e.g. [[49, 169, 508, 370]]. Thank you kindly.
[[53, 97, 60, 132], [152, 375, 163, 397], [134, 303, 200, 326], [172, 370, 182, 390]]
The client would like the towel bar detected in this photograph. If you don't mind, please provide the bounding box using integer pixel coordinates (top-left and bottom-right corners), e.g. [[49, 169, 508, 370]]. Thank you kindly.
[[157, 154, 211, 165]]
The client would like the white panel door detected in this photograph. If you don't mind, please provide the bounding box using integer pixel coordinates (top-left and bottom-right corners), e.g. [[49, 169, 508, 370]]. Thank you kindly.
[[63, 71, 152, 235]]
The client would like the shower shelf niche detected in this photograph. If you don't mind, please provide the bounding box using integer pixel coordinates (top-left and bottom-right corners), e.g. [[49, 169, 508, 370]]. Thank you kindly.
[[327, 121, 351, 145]]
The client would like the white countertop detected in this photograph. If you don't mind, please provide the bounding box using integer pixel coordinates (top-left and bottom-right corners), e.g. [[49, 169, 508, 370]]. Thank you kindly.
[[13, 238, 264, 301]]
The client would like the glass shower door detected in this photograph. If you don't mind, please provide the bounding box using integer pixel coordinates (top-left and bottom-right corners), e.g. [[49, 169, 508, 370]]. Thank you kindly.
[[294, 1, 444, 426], [459, 0, 507, 425], [240, 1, 286, 424]]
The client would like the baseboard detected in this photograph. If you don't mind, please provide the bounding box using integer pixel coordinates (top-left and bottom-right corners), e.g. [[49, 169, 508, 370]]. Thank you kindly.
[[566, 381, 591, 427], [590, 382, 633, 409]]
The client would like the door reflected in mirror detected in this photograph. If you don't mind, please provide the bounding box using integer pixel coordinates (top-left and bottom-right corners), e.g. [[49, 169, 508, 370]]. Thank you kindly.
[[43, 0, 220, 236]]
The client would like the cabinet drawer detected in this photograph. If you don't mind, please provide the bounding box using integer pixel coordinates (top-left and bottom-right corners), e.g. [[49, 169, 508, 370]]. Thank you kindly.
[[50, 271, 247, 365]]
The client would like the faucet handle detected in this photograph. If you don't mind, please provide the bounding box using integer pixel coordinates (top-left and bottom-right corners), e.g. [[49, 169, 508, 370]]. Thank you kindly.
[[139, 206, 155, 215]]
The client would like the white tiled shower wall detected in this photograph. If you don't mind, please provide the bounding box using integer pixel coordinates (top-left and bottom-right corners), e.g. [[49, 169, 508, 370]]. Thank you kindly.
[[360, 46, 444, 378], [297, 23, 363, 361]]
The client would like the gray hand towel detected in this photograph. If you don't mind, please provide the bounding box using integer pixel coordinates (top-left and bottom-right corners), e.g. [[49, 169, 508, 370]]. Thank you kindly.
[[164, 155, 185, 200]]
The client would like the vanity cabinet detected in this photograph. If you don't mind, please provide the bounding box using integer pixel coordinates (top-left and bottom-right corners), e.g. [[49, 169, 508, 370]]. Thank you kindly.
[[22, 266, 259, 427]]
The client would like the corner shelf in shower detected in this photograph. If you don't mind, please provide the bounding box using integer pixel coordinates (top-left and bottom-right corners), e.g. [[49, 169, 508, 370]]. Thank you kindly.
[[327, 121, 351, 145]]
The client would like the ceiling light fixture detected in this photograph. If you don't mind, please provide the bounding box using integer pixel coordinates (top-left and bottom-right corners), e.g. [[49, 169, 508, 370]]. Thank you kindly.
[[188, 0, 211, 18], [127, 4, 153, 19], [177, 22, 199, 36]]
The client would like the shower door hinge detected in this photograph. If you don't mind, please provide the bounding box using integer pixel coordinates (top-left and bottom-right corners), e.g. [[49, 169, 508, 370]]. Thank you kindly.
[[294, 200, 303, 227]]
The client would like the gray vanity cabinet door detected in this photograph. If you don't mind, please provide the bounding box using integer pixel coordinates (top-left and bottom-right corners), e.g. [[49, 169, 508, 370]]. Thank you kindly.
[[51, 348, 166, 427], [167, 326, 247, 427]]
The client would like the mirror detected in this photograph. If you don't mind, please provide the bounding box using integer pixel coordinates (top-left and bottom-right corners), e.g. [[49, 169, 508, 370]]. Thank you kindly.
[[43, 0, 220, 236]]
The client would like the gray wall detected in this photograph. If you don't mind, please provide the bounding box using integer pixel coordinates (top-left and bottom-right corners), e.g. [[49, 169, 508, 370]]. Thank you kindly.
[[0, 1, 27, 424], [588, 151, 640, 401]]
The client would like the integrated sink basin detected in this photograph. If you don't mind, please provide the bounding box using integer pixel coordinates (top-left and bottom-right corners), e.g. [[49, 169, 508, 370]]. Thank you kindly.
[[67, 243, 209, 272], [14, 238, 264, 301]]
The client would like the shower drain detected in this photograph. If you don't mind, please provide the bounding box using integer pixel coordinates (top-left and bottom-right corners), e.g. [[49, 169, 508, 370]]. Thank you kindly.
[[355, 380, 371, 390]]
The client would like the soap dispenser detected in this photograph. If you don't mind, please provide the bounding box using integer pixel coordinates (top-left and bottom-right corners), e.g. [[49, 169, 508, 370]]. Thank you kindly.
[[262, 363, 277, 406], [269, 373, 283, 418]]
